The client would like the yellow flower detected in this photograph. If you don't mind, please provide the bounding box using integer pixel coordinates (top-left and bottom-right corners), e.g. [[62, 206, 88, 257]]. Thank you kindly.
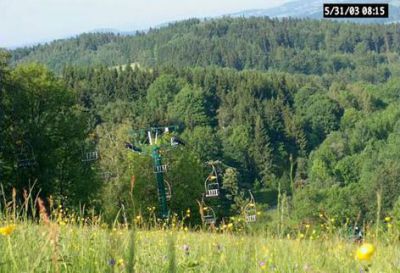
[[117, 258, 124, 266], [356, 243, 375, 261], [0, 225, 16, 236], [385, 216, 392, 222]]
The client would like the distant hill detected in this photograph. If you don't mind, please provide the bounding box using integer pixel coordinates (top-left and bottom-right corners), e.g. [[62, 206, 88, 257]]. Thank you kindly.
[[229, 0, 400, 24], [8, 17, 400, 80]]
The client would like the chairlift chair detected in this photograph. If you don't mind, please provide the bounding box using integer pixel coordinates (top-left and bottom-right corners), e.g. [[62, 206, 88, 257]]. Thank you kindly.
[[164, 179, 172, 201], [101, 171, 116, 181], [82, 150, 99, 162], [202, 206, 216, 225], [170, 136, 185, 147], [16, 141, 36, 169], [205, 163, 219, 197], [244, 191, 257, 223], [154, 164, 168, 173], [244, 204, 257, 223]]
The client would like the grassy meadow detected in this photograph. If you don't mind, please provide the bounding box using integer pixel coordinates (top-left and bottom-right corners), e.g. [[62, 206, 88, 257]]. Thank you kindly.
[[1, 215, 400, 273]]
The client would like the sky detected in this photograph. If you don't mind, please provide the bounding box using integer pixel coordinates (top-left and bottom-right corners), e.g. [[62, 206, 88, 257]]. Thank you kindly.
[[0, 0, 288, 48]]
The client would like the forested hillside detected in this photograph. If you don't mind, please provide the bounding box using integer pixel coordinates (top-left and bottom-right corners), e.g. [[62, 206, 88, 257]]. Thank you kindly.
[[10, 18, 400, 83], [3, 17, 400, 226]]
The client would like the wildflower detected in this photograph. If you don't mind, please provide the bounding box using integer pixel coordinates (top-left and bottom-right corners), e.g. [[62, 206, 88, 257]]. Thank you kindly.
[[385, 216, 392, 222], [182, 244, 190, 256], [117, 258, 124, 266], [227, 223, 233, 229], [0, 225, 16, 236], [108, 258, 116, 266], [259, 261, 267, 270], [388, 223, 393, 229], [356, 243, 375, 261], [305, 224, 310, 229]]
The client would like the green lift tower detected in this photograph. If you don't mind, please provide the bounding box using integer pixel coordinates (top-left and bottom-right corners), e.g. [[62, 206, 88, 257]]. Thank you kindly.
[[126, 126, 184, 219]]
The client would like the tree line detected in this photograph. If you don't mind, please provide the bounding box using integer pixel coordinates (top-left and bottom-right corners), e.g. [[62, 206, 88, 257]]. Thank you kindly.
[[2, 17, 400, 225], [10, 17, 399, 83]]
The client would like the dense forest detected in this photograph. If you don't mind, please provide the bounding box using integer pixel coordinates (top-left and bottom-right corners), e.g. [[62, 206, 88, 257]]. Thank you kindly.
[[11, 17, 399, 82], [3, 17, 400, 227]]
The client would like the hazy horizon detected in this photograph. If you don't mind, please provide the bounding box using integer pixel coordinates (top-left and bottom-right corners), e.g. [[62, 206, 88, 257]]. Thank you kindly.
[[0, 0, 290, 49]]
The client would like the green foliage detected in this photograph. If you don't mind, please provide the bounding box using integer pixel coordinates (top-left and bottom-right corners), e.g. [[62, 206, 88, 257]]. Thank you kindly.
[[146, 75, 180, 124], [181, 126, 221, 162], [168, 85, 209, 129], [5, 18, 400, 224], [10, 18, 400, 85], [1, 63, 99, 205]]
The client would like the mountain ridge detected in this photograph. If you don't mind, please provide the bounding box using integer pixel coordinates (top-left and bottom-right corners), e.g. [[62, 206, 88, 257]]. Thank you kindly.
[[228, 0, 400, 24]]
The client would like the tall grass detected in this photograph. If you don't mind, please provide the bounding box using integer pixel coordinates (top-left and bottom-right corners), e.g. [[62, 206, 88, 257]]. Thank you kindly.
[[0, 187, 399, 272], [2, 225, 400, 272]]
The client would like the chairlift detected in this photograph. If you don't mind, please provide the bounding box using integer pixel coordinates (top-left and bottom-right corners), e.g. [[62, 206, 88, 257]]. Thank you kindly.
[[125, 142, 142, 153], [82, 133, 99, 162], [170, 136, 185, 147], [202, 206, 216, 225], [82, 150, 99, 162], [154, 164, 167, 173], [16, 141, 36, 169], [205, 163, 219, 197], [243, 191, 257, 223], [164, 179, 172, 201], [101, 171, 116, 181]]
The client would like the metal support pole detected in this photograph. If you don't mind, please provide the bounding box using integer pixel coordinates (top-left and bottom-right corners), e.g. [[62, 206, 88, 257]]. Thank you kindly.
[[151, 147, 169, 218]]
